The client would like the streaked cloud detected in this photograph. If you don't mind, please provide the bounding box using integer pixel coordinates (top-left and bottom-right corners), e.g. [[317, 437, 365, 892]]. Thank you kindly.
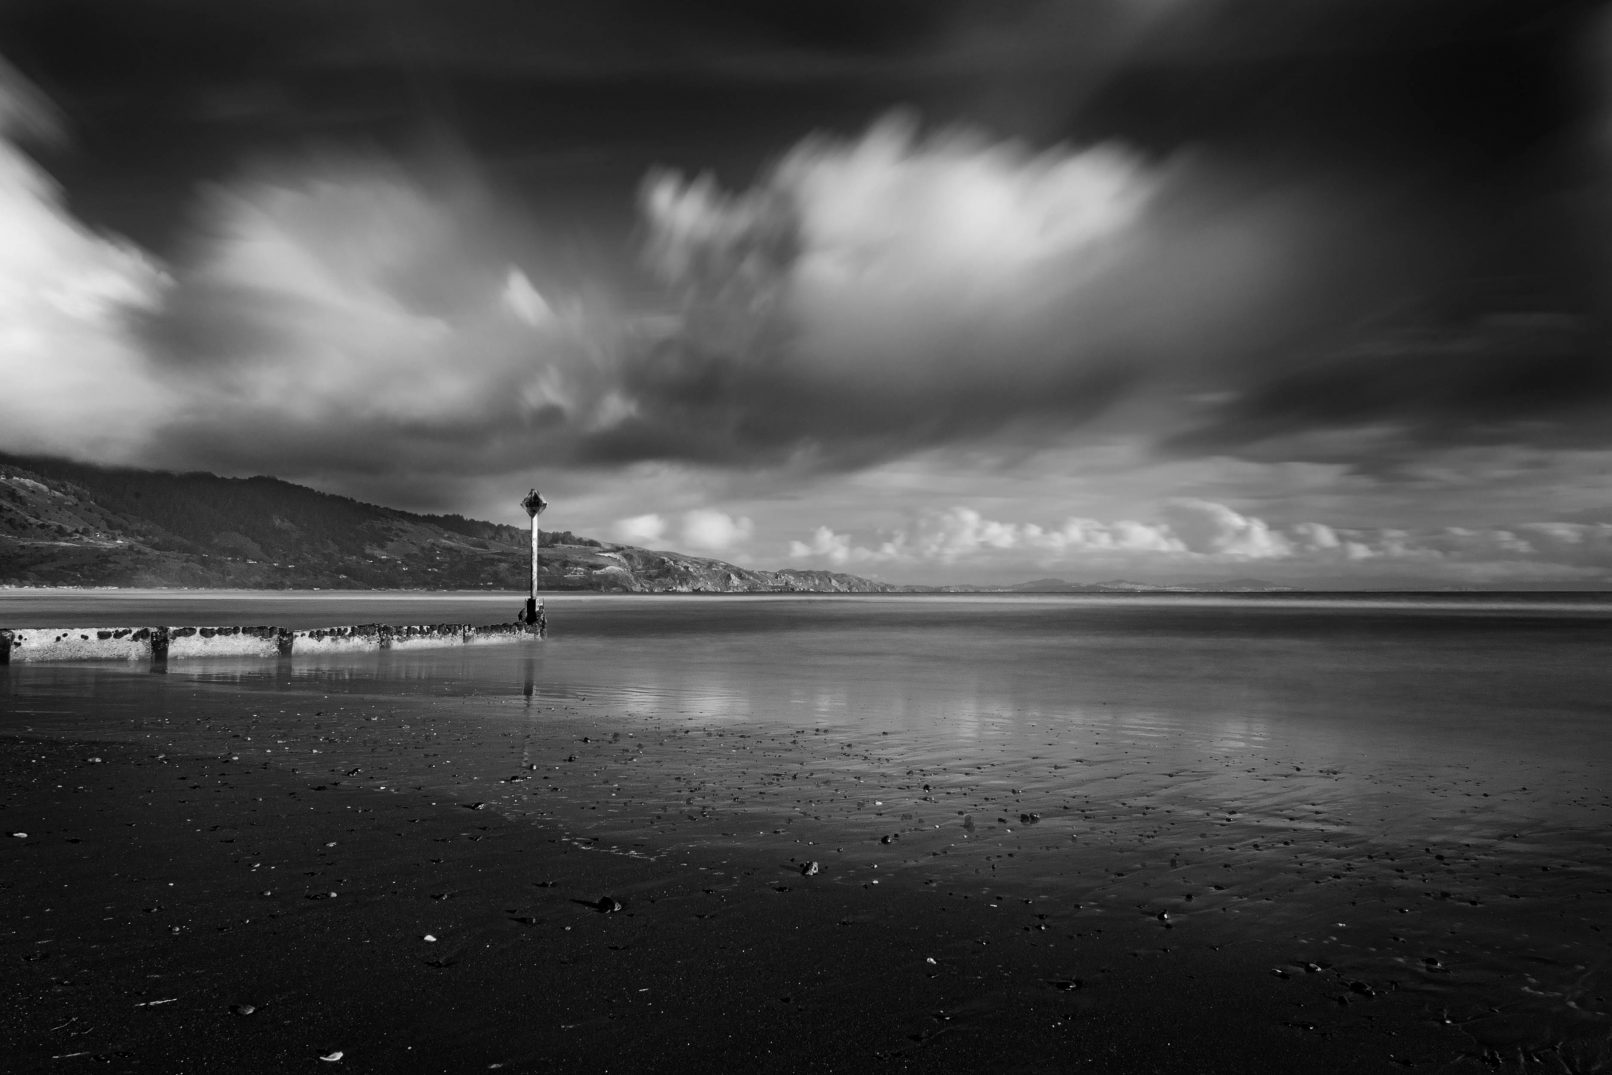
[[502, 268, 553, 327]]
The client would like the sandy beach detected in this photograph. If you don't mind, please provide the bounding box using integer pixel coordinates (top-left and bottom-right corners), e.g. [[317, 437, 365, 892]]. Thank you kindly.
[[1, 728, 1469, 1074], [5, 594, 1610, 1072]]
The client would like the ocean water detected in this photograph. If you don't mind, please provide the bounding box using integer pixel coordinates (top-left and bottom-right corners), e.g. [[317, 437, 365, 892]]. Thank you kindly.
[[5, 590, 1611, 1064]]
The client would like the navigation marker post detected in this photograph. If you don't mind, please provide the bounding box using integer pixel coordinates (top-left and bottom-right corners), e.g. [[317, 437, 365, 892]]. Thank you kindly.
[[520, 488, 549, 637]]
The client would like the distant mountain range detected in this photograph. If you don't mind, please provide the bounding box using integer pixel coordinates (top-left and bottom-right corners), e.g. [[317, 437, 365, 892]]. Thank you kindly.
[[0, 453, 1302, 594], [1005, 577, 1295, 593]]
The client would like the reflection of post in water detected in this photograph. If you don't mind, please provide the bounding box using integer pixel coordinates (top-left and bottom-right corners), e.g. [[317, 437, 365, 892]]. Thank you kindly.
[[522, 654, 536, 705]]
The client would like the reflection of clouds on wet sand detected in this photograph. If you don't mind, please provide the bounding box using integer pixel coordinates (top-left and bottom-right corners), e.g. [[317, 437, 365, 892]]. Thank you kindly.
[[1202, 713, 1272, 753]]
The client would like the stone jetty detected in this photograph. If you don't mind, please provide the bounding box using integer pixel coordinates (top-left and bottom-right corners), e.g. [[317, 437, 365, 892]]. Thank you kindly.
[[0, 621, 537, 664]]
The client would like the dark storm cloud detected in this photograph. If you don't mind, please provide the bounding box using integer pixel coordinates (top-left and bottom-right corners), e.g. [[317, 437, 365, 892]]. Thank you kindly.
[[1, 1, 1079, 269], [1073, 0, 1589, 154], [1166, 312, 1612, 459]]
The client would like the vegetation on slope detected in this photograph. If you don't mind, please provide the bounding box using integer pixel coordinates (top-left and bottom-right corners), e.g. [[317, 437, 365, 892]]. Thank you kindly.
[[0, 454, 904, 592]]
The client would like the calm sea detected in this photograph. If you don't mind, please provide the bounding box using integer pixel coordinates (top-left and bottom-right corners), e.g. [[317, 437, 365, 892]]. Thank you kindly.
[[5, 589, 1610, 1059], [5, 589, 1610, 819]]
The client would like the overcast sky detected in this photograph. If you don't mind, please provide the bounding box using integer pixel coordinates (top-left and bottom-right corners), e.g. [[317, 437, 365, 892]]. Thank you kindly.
[[3, 0, 1611, 587]]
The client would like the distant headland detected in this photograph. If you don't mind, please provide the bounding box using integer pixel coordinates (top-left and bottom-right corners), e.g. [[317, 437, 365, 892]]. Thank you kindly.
[[1, 453, 1307, 595]]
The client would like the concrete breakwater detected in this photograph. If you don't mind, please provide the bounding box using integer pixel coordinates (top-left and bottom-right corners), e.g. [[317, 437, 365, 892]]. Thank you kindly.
[[0, 622, 538, 664]]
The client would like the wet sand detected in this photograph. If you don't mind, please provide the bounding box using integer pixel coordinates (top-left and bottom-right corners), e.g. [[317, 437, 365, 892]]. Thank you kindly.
[[0, 734, 1456, 1074], [3, 694, 1605, 1070], [4, 594, 1610, 1071]]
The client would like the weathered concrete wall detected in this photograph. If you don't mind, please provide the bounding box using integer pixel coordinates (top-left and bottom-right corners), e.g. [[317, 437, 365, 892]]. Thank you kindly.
[[0, 622, 537, 664]]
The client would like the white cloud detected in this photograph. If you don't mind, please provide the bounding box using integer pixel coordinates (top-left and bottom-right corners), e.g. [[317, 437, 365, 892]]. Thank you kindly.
[[906, 506, 1187, 562], [162, 165, 545, 423], [783, 113, 1155, 315], [780, 499, 1612, 585], [0, 76, 171, 461], [634, 113, 1323, 465], [788, 524, 911, 567], [131, 155, 652, 484], [785, 504, 1190, 569], [0, 86, 675, 494], [1291, 521, 1340, 549], [643, 115, 1162, 399], [611, 513, 666, 545], [912, 507, 1024, 561], [1159, 499, 1292, 558], [788, 525, 854, 565], [680, 508, 754, 552]]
